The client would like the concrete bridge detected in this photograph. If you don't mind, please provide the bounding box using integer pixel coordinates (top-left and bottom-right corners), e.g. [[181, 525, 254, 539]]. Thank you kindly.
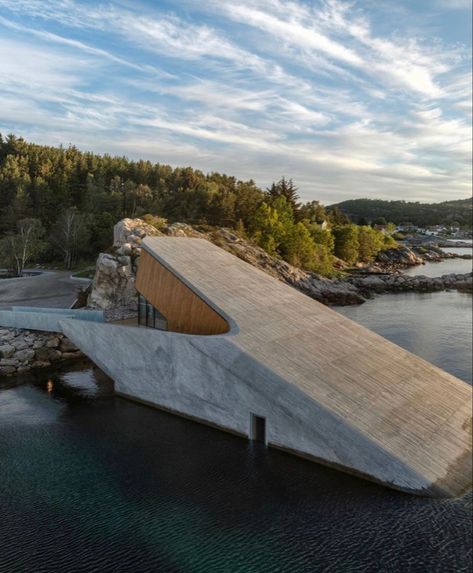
[[1, 237, 471, 497]]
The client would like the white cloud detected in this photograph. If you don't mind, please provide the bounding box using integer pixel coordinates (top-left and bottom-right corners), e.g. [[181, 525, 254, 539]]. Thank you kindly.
[[436, 0, 472, 8], [0, 0, 470, 203]]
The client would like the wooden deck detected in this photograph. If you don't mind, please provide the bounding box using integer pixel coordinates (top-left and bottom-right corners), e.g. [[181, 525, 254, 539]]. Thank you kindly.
[[137, 236, 472, 497]]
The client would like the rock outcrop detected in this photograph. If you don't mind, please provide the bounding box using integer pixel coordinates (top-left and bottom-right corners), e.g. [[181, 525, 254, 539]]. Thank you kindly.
[[88, 218, 160, 309], [86, 219, 472, 312], [348, 272, 472, 295], [208, 228, 365, 305], [374, 244, 471, 272], [87, 220, 365, 308], [376, 246, 424, 268], [0, 328, 84, 377]]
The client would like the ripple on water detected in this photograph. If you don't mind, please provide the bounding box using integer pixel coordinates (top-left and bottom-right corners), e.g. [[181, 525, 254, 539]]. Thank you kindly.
[[0, 366, 471, 572], [335, 290, 472, 384]]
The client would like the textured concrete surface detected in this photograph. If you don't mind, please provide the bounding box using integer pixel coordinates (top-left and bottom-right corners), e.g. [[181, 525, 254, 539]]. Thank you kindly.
[[57, 237, 472, 497], [0, 270, 88, 309], [0, 308, 103, 332], [12, 307, 104, 322]]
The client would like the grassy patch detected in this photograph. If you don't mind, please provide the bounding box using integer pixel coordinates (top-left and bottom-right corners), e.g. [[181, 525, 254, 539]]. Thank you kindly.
[[71, 266, 96, 279]]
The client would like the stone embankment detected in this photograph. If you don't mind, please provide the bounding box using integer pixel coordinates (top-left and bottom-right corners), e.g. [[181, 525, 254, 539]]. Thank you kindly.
[[373, 245, 471, 273], [0, 329, 84, 377], [347, 272, 473, 296]]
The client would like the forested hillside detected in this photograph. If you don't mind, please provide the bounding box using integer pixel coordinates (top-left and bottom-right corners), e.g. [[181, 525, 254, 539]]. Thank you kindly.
[[329, 198, 472, 227], [0, 134, 393, 276]]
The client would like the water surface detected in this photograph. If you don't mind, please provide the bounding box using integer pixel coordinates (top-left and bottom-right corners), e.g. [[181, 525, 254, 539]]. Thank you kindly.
[[335, 290, 472, 383], [1, 366, 471, 572], [402, 256, 472, 277]]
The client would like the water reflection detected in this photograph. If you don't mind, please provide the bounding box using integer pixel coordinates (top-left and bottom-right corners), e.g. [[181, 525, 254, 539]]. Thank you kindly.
[[335, 290, 472, 383], [402, 256, 472, 277], [0, 365, 471, 572]]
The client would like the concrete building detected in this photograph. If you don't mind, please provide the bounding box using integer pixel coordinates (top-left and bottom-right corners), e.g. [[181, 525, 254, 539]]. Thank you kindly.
[[1, 236, 472, 497]]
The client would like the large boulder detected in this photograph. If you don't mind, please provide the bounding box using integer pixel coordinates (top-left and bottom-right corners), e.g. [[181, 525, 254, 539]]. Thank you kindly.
[[87, 219, 162, 309], [88, 253, 138, 309], [0, 344, 15, 359], [113, 218, 160, 248], [376, 246, 423, 267]]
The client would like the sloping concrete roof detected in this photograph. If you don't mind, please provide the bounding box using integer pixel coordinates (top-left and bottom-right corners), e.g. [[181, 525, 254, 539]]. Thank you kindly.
[[142, 236, 472, 497]]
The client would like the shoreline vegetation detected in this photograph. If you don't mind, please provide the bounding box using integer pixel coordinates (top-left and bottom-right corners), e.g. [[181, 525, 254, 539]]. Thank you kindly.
[[1, 133, 471, 279], [0, 133, 471, 378], [0, 218, 471, 379], [84, 218, 472, 314]]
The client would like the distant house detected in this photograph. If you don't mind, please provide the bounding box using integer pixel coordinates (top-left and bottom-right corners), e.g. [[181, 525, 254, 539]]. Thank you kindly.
[[396, 222, 418, 232]]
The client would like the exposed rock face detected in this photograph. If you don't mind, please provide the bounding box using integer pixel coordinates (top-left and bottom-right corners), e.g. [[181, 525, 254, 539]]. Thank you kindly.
[[208, 228, 365, 305], [90, 221, 365, 307], [0, 329, 84, 377], [87, 253, 138, 309], [86, 219, 473, 312], [373, 244, 471, 273], [113, 218, 160, 248], [348, 272, 472, 295], [376, 246, 423, 268], [88, 218, 160, 309]]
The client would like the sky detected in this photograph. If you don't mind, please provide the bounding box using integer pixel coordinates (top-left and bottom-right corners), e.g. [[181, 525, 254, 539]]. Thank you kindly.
[[0, 0, 471, 204]]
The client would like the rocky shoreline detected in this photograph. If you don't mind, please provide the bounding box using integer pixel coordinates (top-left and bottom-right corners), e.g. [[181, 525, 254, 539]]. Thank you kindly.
[[346, 272, 472, 296], [84, 219, 472, 310], [0, 329, 84, 377], [0, 220, 471, 379]]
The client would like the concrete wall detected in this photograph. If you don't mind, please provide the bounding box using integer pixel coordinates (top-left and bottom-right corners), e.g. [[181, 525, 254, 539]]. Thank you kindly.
[[12, 307, 104, 322], [60, 319, 436, 496], [0, 308, 104, 332], [0, 310, 76, 332]]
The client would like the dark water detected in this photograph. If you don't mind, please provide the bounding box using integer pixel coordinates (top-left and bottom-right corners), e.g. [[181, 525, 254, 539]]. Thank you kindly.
[[0, 365, 472, 573], [335, 290, 472, 384]]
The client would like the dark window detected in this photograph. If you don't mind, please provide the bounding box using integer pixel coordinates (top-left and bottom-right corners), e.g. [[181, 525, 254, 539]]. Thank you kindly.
[[251, 414, 266, 444], [137, 294, 168, 330]]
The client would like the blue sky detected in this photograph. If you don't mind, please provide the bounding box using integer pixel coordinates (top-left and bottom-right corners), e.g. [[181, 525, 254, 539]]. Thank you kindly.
[[0, 0, 471, 203]]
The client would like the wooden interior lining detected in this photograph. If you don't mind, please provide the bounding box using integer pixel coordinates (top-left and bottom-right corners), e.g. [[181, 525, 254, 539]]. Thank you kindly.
[[135, 249, 230, 335]]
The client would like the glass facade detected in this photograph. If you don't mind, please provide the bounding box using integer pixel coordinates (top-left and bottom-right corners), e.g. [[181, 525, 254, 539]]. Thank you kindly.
[[137, 294, 168, 330]]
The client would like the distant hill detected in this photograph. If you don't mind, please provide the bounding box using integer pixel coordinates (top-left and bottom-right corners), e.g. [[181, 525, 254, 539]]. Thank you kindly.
[[328, 198, 472, 227]]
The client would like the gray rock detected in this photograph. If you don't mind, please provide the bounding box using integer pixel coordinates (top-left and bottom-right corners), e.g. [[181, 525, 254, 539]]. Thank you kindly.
[[0, 366, 16, 375], [117, 255, 131, 266], [46, 337, 60, 348], [60, 338, 79, 352], [15, 348, 35, 362], [12, 339, 28, 351], [61, 351, 83, 360], [0, 358, 19, 367], [117, 242, 132, 256], [0, 344, 15, 358], [87, 252, 138, 310], [0, 331, 16, 341], [17, 365, 31, 374], [113, 218, 159, 247], [35, 347, 62, 362], [32, 360, 51, 369]]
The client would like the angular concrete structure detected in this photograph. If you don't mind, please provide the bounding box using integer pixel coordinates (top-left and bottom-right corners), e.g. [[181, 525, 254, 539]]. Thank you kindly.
[[2, 238, 468, 496], [55, 237, 472, 498]]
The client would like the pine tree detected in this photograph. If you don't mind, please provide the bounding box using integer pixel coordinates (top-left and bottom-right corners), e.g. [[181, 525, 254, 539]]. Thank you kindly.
[[267, 177, 301, 213]]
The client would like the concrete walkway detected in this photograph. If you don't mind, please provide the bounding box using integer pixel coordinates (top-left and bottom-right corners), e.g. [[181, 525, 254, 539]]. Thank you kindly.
[[0, 270, 90, 310]]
